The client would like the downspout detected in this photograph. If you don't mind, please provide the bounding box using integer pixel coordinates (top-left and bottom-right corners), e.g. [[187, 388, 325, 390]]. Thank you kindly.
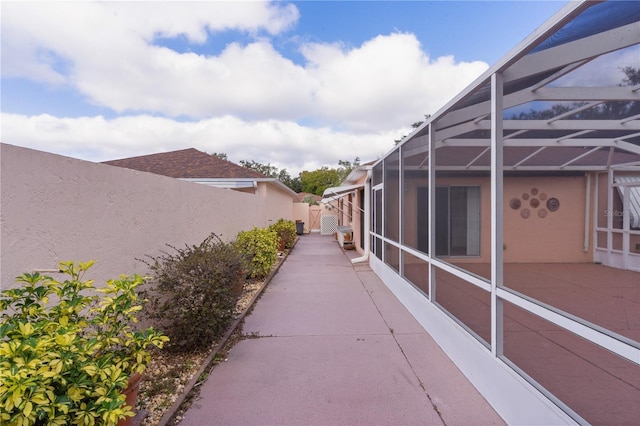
[[352, 169, 372, 264], [583, 173, 591, 252]]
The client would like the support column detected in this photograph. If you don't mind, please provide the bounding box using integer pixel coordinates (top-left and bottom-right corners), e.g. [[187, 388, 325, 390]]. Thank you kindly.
[[491, 73, 504, 357], [607, 168, 613, 266], [428, 123, 436, 302]]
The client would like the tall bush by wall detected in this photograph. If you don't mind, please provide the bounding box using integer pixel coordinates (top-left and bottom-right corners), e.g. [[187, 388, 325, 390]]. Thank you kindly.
[[269, 219, 296, 249], [140, 233, 245, 353], [235, 227, 279, 279]]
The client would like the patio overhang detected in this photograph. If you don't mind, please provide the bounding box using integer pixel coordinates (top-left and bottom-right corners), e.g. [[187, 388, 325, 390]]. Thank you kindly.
[[321, 184, 363, 204]]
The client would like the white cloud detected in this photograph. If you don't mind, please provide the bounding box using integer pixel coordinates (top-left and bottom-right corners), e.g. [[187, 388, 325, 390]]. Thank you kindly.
[[104, 1, 300, 42], [74, 40, 315, 119], [553, 45, 640, 87], [0, 113, 397, 175], [1, 1, 490, 173], [1, 1, 299, 85], [302, 33, 487, 131]]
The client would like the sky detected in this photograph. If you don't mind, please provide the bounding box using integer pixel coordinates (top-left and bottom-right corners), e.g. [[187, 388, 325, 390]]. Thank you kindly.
[[1, 0, 569, 176]]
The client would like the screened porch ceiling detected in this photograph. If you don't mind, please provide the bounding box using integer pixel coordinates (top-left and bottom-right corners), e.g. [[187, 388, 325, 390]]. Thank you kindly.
[[400, 0, 640, 173]]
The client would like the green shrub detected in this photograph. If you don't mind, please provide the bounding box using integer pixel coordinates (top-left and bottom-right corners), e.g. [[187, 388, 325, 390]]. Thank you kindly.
[[0, 261, 168, 426], [140, 233, 246, 353], [269, 219, 296, 250], [235, 227, 278, 279]]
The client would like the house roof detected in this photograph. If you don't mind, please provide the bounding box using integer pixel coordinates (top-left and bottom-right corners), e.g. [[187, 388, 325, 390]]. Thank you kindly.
[[103, 147, 300, 199], [297, 192, 322, 203], [102, 148, 267, 179]]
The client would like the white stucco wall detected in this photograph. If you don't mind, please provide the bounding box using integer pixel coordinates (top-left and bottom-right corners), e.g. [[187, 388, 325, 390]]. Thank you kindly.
[[0, 143, 265, 289]]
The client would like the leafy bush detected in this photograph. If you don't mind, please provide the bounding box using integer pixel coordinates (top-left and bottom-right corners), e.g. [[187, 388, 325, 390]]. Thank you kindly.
[[269, 219, 296, 250], [235, 227, 278, 279], [0, 261, 168, 426], [140, 233, 246, 353]]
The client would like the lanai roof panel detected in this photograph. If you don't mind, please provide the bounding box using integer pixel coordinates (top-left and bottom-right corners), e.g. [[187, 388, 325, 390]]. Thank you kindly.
[[400, 0, 640, 173]]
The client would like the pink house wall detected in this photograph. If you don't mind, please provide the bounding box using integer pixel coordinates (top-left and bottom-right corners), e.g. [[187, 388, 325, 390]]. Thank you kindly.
[[502, 175, 592, 263], [403, 174, 593, 264], [0, 144, 267, 289]]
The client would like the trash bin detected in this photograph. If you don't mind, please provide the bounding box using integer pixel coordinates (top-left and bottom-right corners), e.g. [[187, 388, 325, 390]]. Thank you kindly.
[[296, 221, 304, 235]]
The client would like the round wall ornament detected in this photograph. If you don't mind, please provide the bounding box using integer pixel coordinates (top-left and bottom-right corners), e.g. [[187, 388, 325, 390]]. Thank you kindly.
[[510, 198, 521, 209], [530, 198, 540, 208], [521, 209, 530, 219], [547, 197, 560, 212]]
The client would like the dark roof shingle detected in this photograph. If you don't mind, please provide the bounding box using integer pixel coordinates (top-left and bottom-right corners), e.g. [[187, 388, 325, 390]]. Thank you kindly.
[[102, 148, 268, 179]]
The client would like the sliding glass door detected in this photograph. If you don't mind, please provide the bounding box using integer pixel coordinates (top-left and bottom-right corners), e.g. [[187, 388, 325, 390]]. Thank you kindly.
[[435, 186, 481, 257]]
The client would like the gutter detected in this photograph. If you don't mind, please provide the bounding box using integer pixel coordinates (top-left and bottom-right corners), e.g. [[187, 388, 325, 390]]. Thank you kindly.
[[583, 173, 591, 252]]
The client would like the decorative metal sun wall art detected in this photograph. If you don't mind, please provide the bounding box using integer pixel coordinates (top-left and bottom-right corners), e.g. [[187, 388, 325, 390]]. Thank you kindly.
[[509, 188, 560, 219]]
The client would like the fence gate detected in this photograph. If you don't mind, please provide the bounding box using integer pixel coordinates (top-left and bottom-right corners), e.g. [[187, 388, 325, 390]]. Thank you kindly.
[[308, 205, 322, 230]]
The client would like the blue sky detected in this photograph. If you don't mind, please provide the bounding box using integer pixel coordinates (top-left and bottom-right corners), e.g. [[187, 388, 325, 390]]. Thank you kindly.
[[1, 0, 568, 174]]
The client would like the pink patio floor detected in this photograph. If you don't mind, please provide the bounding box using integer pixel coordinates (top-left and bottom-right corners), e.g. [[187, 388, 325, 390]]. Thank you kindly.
[[436, 261, 640, 425]]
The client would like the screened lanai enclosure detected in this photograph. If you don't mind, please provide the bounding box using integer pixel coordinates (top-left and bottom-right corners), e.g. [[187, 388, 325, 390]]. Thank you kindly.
[[368, 1, 639, 424]]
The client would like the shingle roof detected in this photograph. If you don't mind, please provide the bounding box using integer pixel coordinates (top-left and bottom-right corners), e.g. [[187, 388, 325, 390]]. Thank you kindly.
[[296, 192, 322, 203], [102, 148, 268, 179]]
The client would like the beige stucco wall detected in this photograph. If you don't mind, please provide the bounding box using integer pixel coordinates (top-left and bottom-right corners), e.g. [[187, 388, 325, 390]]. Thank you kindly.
[[292, 202, 310, 233], [258, 183, 295, 227], [0, 143, 266, 289], [341, 182, 366, 255], [503, 175, 593, 263]]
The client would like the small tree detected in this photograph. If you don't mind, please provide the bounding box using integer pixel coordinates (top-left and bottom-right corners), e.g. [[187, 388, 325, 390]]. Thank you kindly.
[[394, 114, 431, 145], [240, 160, 302, 192]]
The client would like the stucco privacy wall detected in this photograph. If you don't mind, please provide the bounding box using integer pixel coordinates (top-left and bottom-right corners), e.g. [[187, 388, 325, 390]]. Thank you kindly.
[[258, 183, 295, 227], [292, 202, 309, 233], [0, 143, 265, 289]]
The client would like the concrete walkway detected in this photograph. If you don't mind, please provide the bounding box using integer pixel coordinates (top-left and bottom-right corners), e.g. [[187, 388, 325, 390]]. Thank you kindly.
[[180, 233, 504, 426]]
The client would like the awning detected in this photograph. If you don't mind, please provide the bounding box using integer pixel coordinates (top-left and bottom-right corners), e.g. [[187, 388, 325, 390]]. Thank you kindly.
[[321, 184, 363, 204]]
